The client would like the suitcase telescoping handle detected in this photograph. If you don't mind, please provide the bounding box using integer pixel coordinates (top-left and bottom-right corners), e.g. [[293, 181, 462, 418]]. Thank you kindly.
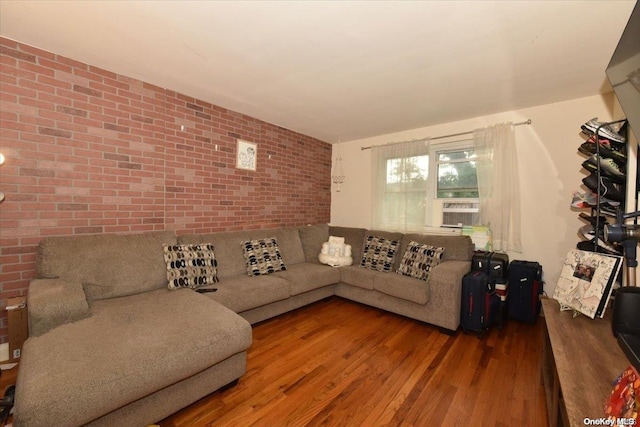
[[478, 252, 493, 276]]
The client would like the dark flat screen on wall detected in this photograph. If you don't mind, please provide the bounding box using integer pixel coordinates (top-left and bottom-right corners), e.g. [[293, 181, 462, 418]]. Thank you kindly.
[[606, 1, 640, 140]]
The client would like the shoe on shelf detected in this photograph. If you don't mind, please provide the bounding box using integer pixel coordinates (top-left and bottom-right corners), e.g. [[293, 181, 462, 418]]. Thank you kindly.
[[576, 239, 622, 256], [581, 158, 626, 184], [579, 224, 605, 241], [578, 212, 608, 229], [589, 154, 625, 176], [582, 173, 625, 203], [571, 191, 595, 209], [581, 133, 626, 153], [578, 139, 627, 166], [578, 225, 622, 254], [598, 203, 619, 217], [581, 118, 626, 145], [570, 190, 620, 209]]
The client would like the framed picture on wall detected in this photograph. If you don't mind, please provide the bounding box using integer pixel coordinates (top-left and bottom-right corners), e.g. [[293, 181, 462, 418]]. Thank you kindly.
[[236, 139, 257, 171]]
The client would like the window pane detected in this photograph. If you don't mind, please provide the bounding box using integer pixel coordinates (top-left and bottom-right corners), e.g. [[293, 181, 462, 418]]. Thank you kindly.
[[386, 155, 428, 185], [382, 154, 428, 227], [437, 159, 478, 198], [381, 192, 427, 226]]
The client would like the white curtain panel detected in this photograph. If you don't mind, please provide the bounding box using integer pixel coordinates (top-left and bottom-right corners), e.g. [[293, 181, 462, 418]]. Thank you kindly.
[[371, 139, 430, 232], [473, 123, 522, 252]]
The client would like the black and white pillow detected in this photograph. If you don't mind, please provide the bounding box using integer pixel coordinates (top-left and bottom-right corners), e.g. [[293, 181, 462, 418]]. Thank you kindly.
[[396, 241, 444, 281], [163, 243, 219, 290], [360, 235, 400, 272], [241, 237, 287, 276]]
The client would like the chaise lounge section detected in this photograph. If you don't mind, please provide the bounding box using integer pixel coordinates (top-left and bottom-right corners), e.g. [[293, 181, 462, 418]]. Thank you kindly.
[[14, 224, 473, 426], [15, 230, 252, 427]]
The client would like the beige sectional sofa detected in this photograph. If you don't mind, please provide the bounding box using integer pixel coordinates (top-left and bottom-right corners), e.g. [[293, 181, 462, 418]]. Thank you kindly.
[[14, 224, 472, 427]]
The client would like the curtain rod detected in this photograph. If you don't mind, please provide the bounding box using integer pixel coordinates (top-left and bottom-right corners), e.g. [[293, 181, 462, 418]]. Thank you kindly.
[[360, 119, 532, 151]]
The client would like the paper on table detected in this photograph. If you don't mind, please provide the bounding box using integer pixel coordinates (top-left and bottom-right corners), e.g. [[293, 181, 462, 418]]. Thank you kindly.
[[0, 363, 18, 370]]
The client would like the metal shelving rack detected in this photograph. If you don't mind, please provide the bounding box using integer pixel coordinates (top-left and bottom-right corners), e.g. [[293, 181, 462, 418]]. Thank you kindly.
[[588, 118, 628, 253]]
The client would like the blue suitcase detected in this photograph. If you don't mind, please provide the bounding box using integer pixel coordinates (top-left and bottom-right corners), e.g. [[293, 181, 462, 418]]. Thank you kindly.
[[507, 260, 543, 322], [461, 271, 500, 337], [472, 251, 509, 328]]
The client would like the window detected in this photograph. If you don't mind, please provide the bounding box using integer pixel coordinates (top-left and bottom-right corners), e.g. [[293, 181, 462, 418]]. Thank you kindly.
[[372, 140, 481, 232], [381, 154, 429, 228], [434, 145, 480, 227], [436, 149, 478, 198]]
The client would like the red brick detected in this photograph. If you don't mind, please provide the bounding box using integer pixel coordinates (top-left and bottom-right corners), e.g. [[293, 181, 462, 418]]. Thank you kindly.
[[39, 57, 73, 73], [0, 45, 36, 62], [54, 88, 89, 105], [73, 84, 101, 98]]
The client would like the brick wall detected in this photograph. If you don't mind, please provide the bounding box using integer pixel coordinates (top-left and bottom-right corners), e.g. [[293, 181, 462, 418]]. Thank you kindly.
[[0, 37, 332, 343]]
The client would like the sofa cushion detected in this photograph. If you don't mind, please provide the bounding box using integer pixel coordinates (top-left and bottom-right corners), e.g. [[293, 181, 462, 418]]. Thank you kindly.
[[298, 224, 329, 263], [242, 237, 287, 276], [400, 233, 473, 262], [396, 241, 444, 282], [15, 288, 252, 427], [36, 230, 177, 302], [250, 227, 306, 265], [373, 273, 430, 305], [273, 262, 341, 295], [163, 243, 219, 290], [205, 275, 291, 313], [339, 265, 378, 290], [360, 235, 401, 272], [178, 231, 252, 279]]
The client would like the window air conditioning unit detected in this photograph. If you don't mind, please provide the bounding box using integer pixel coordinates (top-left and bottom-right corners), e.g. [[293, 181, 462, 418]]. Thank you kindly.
[[442, 201, 479, 227]]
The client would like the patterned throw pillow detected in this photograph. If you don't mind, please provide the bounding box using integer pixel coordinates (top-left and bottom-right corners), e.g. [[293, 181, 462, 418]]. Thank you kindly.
[[242, 237, 287, 276], [396, 241, 445, 281], [360, 235, 400, 272], [163, 243, 219, 290]]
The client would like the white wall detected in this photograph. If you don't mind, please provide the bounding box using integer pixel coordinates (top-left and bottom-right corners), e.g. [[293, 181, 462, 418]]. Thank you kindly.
[[330, 93, 623, 297]]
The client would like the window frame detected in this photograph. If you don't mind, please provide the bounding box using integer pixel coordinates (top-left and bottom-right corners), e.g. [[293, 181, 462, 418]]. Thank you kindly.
[[378, 146, 430, 230], [428, 140, 480, 227], [373, 139, 481, 231]]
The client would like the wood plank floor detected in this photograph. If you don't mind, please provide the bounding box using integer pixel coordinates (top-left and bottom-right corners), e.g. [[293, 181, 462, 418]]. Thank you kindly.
[[159, 297, 547, 427]]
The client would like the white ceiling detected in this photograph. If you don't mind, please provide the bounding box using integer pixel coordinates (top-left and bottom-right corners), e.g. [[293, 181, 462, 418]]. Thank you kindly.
[[0, 1, 636, 143]]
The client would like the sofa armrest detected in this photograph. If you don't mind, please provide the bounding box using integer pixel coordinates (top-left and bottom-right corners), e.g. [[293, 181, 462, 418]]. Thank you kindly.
[[426, 260, 471, 329], [28, 278, 91, 337]]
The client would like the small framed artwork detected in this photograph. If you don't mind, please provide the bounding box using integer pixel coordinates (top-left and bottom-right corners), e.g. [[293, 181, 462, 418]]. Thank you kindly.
[[236, 139, 257, 171]]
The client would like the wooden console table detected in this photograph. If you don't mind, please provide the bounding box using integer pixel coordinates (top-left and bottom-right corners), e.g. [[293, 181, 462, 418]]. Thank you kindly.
[[541, 298, 631, 427]]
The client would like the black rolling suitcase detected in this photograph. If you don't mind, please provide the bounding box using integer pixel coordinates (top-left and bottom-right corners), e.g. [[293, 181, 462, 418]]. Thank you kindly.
[[471, 250, 509, 280], [461, 271, 500, 337], [471, 251, 509, 328], [507, 260, 543, 322]]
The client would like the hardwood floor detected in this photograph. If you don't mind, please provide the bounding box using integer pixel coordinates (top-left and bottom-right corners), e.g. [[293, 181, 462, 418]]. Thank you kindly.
[[159, 297, 547, 427]]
